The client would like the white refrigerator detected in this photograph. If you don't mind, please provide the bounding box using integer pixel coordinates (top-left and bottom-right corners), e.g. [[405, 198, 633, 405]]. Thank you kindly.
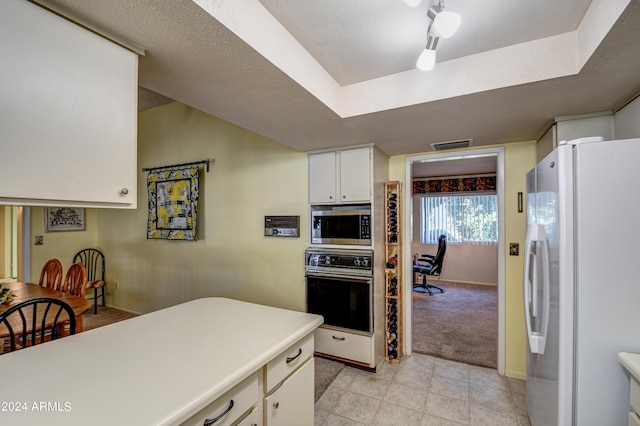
[[524, 137, 640, 426]]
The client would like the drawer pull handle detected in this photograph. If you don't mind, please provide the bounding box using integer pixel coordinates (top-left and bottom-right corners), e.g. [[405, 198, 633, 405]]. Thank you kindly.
[[203, 400, 234, 426], [286, 348, 303, 364], [273, 402, 280, 410], [332, 336, 346, 341]]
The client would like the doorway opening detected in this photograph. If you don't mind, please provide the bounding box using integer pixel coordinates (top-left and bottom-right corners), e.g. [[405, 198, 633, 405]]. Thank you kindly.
[[403, 147, 505, 374], [1, 206, 29, 284]]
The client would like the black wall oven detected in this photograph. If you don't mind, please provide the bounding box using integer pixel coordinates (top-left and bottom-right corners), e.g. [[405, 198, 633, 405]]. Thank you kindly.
[[305, 248, 373, 335]]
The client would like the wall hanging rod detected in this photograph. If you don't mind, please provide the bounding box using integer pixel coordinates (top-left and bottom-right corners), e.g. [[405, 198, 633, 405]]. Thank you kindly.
[[142, 159, 210, 173]]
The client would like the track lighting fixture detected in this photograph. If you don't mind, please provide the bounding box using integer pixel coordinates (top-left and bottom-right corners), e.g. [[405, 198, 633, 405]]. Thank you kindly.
[[408, 0, 461, 71], [416, 33, 438, 71]]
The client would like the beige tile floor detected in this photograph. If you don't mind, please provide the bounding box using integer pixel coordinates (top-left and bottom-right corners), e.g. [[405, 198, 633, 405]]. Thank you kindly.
[[315, 353, 531, 426]]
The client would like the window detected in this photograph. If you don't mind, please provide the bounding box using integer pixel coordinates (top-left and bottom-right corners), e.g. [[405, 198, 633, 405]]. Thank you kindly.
[[419, 194, 498, 245]]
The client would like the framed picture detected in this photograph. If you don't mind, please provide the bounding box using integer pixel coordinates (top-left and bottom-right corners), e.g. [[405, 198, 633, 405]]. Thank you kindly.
[[45, 207, 85, 232]]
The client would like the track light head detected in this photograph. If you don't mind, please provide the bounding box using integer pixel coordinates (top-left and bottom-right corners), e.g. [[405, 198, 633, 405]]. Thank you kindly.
[[430, 9, 461, 38], [403, 0, 422, 7], [416, 48, 436, 71]]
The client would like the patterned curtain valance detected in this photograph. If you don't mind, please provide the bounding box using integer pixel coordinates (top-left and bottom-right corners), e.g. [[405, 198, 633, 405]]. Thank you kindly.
[[413, 176, 496, 194], [147, 166, 200, 240]]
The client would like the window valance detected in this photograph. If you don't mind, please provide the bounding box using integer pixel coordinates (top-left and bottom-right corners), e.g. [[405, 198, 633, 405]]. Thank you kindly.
[[413, 176, 496, 194]]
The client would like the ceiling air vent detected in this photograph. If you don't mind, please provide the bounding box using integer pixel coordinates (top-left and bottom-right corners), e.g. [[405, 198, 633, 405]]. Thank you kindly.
[[430, 139, 473, 151]]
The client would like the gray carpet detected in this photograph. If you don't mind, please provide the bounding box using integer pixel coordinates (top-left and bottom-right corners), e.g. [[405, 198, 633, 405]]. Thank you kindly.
[[412, 281, 498, 368], [82, 306, 344, 400]]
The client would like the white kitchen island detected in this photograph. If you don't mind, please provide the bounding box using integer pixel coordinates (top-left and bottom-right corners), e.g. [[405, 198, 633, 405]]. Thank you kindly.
[[0, 298, 323, 426]]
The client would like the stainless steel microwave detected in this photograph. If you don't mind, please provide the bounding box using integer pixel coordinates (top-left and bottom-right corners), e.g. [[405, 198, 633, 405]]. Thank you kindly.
[[311, 207, 371, 245]]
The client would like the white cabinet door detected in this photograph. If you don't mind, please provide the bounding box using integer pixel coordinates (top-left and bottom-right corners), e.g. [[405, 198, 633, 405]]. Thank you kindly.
[[309, 152, 337, 204], [339, 147, 371, 203], [264, 358, 314, 426], [309, 147, 372, 204], [0, 0, 137, 209]]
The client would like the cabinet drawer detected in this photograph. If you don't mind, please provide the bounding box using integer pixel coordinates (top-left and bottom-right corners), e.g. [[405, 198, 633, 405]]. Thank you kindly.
[[264, 358, 314, 426], [629, 411, 640, 426], [315, 327, 372, 366], [631, 375, 640, 415], [181, 373, 258, 426], [265, 333, 314, 392], [237, 406, 260, 426]]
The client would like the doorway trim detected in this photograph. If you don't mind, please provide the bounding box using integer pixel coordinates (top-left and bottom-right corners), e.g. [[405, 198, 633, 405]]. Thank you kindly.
[[403, 146, 505, 375], [20, 207, 30, 283]]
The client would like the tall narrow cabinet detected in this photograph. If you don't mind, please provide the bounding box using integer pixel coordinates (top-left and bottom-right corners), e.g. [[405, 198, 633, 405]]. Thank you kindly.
[[384, 181, 402, 362]]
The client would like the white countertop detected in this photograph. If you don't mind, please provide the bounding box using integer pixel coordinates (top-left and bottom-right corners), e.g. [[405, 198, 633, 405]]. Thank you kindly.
[[0, 297, 323, 425], [619, 352, 640, 381]]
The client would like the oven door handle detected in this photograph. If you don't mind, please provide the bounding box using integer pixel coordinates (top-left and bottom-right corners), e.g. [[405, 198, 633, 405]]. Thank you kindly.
[[305, 272, 373, 283]]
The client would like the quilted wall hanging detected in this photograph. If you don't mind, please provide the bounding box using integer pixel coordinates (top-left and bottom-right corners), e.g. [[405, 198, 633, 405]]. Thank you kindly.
[[145, 160, 209, 241]]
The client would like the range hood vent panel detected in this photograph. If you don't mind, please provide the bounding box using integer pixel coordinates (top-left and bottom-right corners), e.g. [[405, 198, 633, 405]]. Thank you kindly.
[[430, 139, 473, 151]]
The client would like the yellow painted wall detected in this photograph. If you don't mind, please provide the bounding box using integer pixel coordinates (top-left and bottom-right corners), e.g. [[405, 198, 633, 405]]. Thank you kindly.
[[30, 208, 98, 280], [94, 102, 309, 314], [389, 140, 537, 379], [503, 140, 537, 378], [26, 101, 537, 378]]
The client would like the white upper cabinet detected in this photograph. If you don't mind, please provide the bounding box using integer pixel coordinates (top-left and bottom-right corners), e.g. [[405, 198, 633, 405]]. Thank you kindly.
[[308, 146, 372, 204], [308, 151, 338, 204], [339, 147, 372, 202], [537, 113, 615, 162], [0, 0, 138, 208]]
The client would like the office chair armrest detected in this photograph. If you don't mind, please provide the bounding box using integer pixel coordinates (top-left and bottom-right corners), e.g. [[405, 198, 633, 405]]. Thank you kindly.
[[418, 254, 435, 263]]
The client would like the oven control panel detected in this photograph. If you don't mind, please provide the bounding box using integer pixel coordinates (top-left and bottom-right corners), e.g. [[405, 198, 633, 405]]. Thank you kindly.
[[305, 248, 373, 274]]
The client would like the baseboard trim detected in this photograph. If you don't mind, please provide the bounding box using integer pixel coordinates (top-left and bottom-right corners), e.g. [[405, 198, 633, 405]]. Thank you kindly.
[[314, 352, 376, 373], [101, 304, 143, 316], [428, 278, 497, 288]]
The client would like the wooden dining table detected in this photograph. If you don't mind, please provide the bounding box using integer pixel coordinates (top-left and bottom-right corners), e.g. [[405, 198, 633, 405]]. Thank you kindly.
[[0, 281, 92, 337]]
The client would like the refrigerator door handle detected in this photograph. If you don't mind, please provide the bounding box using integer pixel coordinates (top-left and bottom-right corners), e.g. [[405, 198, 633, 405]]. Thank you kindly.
[[531, 252, 538, 317], [524, 224, 550, 354]]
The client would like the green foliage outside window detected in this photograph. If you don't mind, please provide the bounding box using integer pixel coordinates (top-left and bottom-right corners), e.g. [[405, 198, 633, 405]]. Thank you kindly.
[[420, 194, 498, 245]]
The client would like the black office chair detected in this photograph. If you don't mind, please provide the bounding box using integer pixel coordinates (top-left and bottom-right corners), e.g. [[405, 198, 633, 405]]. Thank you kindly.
[[73, 248, 105, 314], [413, 234, 447, 295], [0, 297, 76, 354]]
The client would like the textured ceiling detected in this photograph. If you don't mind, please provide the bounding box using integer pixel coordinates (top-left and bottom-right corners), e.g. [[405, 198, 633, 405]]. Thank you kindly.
[[33, 0, 640, 156], [258, 0, 592, 85]]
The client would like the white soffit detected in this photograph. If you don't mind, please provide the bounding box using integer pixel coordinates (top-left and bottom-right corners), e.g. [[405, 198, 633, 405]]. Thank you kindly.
[[193, 0, 629, 119]]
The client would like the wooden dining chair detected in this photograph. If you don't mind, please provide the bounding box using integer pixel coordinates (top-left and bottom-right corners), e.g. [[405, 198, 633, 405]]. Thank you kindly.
[[63, 263, 88, 299], [38, 258, 63, 291], [73, 248, 105, 314], [0, 297, 76, 354], [61, 263, 88, 335]]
